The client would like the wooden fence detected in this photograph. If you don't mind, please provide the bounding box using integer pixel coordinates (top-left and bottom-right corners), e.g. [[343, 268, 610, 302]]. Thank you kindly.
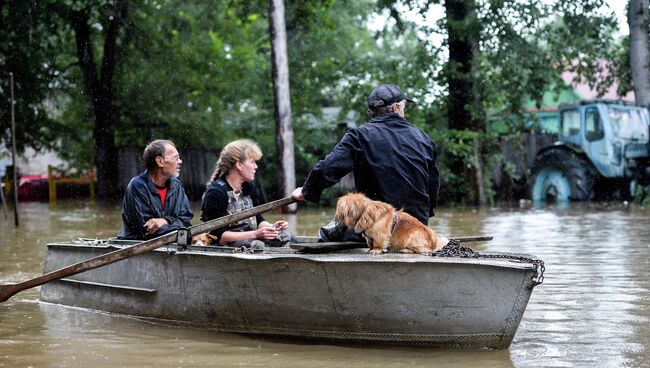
[[118, 148, 220, 201], [499, 132, 557, 178], [491, 132, 558, 200], [117, 134, 556, 203], [47, 165, 95, 203]]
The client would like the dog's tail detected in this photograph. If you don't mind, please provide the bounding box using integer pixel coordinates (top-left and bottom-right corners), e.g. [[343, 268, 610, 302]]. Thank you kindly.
[[435, 234, 449, 249], [427, 227, 448, 251]]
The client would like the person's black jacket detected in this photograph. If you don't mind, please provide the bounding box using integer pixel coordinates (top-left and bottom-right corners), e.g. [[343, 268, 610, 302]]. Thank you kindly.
[[117, 171, 193, 240], [302, 112, 440, 224]]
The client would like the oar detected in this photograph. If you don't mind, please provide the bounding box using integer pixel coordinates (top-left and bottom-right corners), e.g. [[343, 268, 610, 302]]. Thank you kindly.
[[0, 196, 296, 303], [290, 235, 493, 253]]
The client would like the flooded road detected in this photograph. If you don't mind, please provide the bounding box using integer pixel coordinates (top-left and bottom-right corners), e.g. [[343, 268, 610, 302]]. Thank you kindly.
[[0, 200, 648, 367]]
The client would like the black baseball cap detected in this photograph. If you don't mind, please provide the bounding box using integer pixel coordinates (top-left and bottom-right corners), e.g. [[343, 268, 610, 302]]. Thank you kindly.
[[367, 84, 414, 108]]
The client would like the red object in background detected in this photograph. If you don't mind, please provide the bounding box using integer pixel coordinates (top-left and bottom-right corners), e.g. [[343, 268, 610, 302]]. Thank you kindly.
[[16, 174, 94, 201], [17, 175, 49, 201]]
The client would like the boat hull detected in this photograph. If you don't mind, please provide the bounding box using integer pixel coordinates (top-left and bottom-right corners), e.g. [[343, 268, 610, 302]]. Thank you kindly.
[[40, 241, 540, 348]]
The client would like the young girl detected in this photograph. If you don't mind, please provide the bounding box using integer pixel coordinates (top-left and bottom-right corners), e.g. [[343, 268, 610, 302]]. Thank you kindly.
[[200, 139, 291, 248]]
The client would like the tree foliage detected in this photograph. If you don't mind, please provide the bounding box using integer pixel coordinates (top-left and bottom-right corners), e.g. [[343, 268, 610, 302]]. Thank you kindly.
[[383, 0, 621, 203], [0, 0, 628, 204], [0, 1, 67, 153]]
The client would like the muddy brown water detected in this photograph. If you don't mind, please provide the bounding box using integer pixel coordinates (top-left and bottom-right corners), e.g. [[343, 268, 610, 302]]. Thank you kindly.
[[0, 200, 648, 367]]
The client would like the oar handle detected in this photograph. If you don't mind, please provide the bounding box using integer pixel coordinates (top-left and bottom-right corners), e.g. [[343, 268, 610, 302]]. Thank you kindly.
[[0, 196, 296, 303], [189, 196, 295, 236], [453, 236, 493, 242]]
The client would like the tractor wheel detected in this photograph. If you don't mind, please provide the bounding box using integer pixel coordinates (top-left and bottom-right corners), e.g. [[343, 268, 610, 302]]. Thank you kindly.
[[531, 149, 595, 202]]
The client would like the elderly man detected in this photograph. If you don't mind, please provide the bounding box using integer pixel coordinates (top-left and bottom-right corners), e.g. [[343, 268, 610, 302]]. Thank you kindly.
[[118, 139, 193, 240], [292, 84, 440, 240]]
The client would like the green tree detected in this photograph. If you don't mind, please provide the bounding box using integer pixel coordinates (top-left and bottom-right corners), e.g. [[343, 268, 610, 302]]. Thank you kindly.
[[62, 1, 128, 199], [384, 0, 619, 203], [0, 1, 64, 153], [2, 0, 623, 206]]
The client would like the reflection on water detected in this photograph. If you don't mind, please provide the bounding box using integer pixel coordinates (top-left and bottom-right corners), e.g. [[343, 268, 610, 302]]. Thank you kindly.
[[0, 200, 649, 367]]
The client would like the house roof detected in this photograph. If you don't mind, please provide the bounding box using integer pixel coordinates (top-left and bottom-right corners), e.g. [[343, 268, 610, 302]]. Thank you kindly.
[[561, 60, 635, 102]]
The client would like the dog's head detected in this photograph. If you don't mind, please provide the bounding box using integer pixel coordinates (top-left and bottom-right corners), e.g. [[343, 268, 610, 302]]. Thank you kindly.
[[354, 200, 394, 232], [335, 193, 371, 227], [192, 233, 218, 246]]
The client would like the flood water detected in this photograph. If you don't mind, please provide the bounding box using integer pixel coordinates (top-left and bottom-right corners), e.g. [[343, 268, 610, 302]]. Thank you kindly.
[[0, 200, 648, 367]]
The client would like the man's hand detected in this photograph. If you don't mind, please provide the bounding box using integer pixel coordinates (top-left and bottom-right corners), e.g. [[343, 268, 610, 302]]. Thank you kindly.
[[144, 218, 169, 235], [291, 187, 305, 201]]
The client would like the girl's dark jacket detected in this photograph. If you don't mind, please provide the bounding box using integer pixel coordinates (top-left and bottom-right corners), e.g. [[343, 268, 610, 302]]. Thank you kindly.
[[117, 171, 193, 240], [199, 178, 266, 243]]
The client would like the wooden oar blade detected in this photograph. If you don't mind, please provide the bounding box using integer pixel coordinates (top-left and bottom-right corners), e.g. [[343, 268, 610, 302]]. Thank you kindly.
[[0, 284, 18, 303]]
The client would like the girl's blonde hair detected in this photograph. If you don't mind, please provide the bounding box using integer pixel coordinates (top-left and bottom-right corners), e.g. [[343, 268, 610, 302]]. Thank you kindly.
[[208, 139, 262, 184]]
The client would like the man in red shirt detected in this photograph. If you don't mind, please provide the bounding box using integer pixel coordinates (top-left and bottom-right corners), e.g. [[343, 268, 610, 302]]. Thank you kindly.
[[118, 139, 193, 240]]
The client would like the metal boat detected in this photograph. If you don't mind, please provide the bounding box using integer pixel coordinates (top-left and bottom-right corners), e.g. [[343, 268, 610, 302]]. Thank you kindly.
[[39, 238, 544, 349]]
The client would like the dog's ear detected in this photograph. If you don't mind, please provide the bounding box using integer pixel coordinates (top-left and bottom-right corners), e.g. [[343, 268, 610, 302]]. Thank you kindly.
[[335, 199, 347, 224], [336, 196, 364, 226], [355, 201, 381, 231], [334, 199, 346, 223]]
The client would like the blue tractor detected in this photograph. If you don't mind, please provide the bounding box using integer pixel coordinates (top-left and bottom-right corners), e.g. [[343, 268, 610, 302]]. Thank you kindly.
[[531, 100, 650, 202]]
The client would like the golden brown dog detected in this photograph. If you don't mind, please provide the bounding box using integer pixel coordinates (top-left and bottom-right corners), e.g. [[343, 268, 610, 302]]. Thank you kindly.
[[335, 193, 449, 255], [191, 233, 218, 246]]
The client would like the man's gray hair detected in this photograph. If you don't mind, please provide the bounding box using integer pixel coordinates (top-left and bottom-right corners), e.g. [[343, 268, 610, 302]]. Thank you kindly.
[[367, 100, 405, 118], [143, 139, 175, 171]]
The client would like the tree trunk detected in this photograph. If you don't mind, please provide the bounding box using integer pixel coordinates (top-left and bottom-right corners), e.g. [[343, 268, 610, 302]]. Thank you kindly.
[[445, 0, 486, 204], [445, 0, 484, 131], [69, 3, 126, 199], [629, 0, 650, 107], [473, 136, 486, 205], [268, 0, 296, 212]]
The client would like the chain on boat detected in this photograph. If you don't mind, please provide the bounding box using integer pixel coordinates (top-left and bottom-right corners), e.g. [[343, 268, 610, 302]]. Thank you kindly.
[[433, 239, 545, 287]]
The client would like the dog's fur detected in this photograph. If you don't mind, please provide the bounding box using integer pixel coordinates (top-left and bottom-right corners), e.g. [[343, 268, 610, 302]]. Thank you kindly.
[[192, 233, 218, 246], [335, 193, 449, 255]]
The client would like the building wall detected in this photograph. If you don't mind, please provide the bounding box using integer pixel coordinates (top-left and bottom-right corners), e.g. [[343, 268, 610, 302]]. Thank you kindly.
[[0, 147, 64, 177]]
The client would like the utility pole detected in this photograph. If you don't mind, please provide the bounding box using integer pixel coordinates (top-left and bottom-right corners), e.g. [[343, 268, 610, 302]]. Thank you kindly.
[[9, 72, 19, 226], [269, 0, 296, 213]]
